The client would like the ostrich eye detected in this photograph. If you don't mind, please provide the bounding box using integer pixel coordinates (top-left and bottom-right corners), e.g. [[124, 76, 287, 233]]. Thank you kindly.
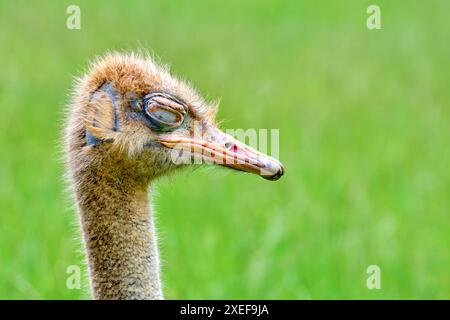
[[145, 104, 183, 127], [143, 93, 185, 131]]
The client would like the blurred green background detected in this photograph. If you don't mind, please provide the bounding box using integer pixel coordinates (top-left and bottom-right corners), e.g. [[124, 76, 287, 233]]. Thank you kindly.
[[0, 0, 449, 299]]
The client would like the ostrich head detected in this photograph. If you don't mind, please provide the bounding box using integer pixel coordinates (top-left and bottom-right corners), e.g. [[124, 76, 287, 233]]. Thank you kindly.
[[68, 52, 284, 184]]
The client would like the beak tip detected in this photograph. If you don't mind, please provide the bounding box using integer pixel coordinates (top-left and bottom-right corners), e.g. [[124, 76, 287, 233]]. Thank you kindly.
[[262, 164, 285, 181]]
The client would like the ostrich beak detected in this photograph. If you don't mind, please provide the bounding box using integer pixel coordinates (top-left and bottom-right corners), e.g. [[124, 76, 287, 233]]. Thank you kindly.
[[159, 126, 284, 181]]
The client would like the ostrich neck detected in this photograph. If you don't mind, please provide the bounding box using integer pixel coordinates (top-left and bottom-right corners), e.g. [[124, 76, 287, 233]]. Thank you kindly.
[[74, 162, 162, 300]]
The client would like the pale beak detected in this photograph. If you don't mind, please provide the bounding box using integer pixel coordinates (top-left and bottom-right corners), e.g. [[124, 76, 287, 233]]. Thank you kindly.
[[159, 126, 284, 181]]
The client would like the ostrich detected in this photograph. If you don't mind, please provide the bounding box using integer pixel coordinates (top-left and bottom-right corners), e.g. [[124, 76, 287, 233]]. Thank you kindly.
[[65, 52, 284, 300]]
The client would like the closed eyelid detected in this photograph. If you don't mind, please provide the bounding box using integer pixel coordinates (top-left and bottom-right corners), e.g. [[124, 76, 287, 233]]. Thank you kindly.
[[147, 105, 182, 123], [143, 94, 186, 131], [146, 93, 187, 114]]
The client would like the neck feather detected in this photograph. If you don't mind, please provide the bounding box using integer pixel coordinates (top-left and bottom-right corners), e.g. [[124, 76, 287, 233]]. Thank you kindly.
[[73, 158, 162, 300]]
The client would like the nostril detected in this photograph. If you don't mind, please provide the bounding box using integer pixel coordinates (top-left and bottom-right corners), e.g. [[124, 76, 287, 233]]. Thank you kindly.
[[225, 142, 239, 153]]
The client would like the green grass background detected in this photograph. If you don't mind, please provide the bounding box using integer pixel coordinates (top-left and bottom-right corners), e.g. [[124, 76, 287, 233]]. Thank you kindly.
[[0, 0, 449, 299]]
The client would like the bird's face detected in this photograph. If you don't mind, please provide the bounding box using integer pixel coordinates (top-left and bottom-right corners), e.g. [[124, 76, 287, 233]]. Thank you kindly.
[[78, 53, 284, 181]]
